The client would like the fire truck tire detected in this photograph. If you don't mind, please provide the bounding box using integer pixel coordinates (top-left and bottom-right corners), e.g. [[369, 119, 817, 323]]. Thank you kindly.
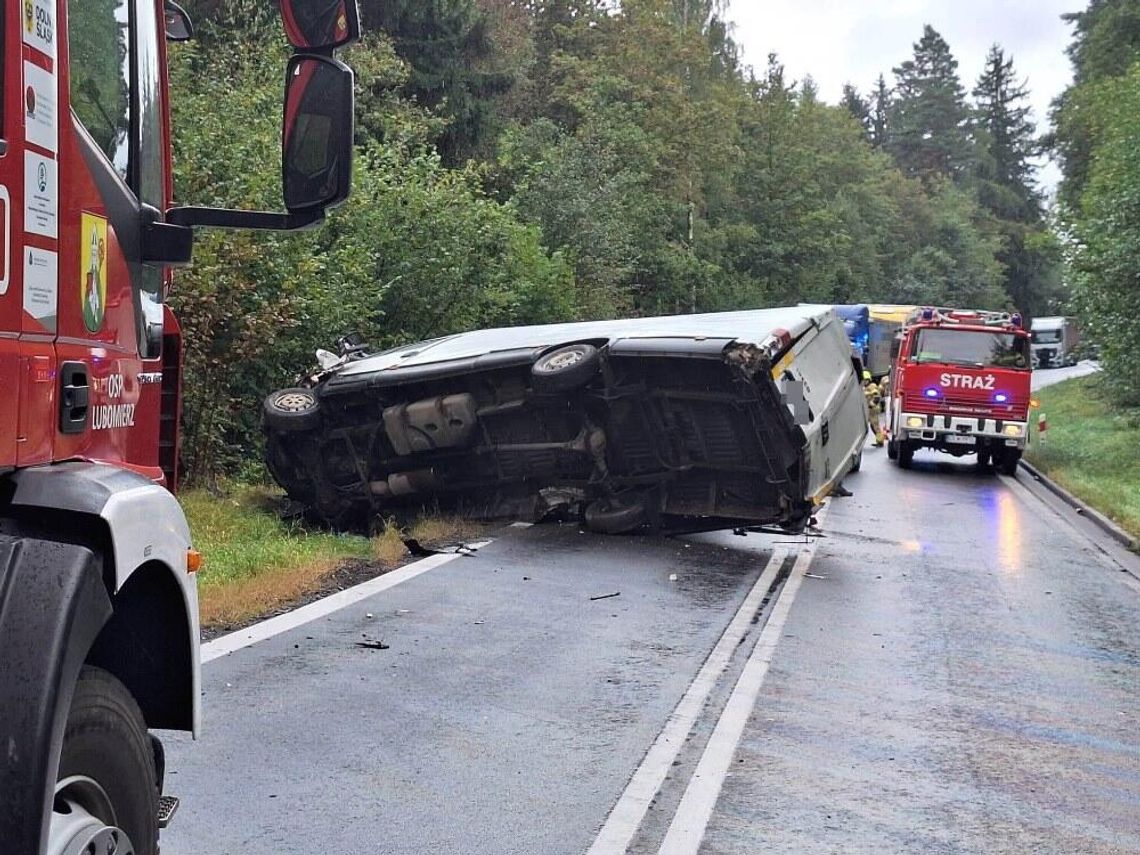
[[886, 439, 899, 461], [976, 448, 992, 470], [998, 449, 1021, 477], [264, 388, 322, 433], [532, 344, 601, 393], [50, 666, 158, 855], [897, 440, 914, 469]]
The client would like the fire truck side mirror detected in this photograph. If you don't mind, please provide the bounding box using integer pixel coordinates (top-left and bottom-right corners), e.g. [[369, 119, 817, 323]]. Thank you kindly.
[[282, 55, 354, 214], [280, 0, 361, 52], [164, 1, 194, 41]]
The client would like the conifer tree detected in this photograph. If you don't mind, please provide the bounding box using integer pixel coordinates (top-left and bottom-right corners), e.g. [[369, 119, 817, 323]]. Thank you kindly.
[[972, 46, 1060, 317], [888, 25, 973, 183], [869, 74, 891, 149], [840, 84, 872, 139], [363, 0, 514, 164], [973, 46, 1039, 221]]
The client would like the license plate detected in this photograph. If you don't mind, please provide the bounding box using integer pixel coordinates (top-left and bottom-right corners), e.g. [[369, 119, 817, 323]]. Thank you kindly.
[[946, 434, 976, 445]]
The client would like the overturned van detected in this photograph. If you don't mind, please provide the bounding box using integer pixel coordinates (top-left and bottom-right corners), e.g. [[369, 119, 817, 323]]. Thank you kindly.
[[263, 307, 867, 534]]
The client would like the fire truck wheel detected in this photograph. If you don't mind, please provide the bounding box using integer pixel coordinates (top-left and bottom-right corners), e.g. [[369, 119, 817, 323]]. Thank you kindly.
[[998, 449, 1021, 477], [897, 440, 914, 469], [886, 439, 898, 461], [264, 387, 322, 433], [532, 344, 601, 393], [49, 667, 158, 855], [976, 448, 992, 470]]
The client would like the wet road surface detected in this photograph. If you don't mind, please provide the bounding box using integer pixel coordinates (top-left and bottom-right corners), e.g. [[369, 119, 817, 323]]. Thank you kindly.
[[163, 439, 1140, 854], [1032, 359, 1100, 391]]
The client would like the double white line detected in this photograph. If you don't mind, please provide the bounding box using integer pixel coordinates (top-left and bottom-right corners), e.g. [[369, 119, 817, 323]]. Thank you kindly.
[[589, 512, 827, 855]]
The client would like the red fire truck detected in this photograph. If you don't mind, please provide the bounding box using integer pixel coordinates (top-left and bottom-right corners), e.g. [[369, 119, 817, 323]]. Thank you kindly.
[[1, 2, 357, 853], [886, 308, 1033, 475]]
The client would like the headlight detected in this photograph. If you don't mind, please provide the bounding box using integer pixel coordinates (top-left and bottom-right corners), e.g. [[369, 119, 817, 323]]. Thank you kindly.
[[906, 416, 924, 429], [1003, 424, 1024, 437]]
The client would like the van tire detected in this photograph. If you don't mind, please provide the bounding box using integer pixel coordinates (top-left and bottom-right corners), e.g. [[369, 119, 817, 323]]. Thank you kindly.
[[532, 344, 601, 393], [264, 388, 321, 433], [584, 495, 647, 534]]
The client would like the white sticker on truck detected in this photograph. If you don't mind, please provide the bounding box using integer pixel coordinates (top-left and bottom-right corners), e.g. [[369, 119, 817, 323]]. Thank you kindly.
[[24, 152, 57, 238], [22, 0, 56, 60], [23, 247, 57, 333], [24, 60, 58, 154]]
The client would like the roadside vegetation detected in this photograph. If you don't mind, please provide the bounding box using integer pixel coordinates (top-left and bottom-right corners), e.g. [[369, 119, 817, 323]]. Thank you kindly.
[[172, 0, 1064, 484], [182, 486, 480, 628], [1026, 375, 1140, 542]]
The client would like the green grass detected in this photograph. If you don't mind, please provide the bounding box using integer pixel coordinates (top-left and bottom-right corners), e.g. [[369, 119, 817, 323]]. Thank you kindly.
[[179, 486, 372, 626], [1026, 375, 1140, 541], [180, 486, 372, 590], [179, 486, 484, 627]]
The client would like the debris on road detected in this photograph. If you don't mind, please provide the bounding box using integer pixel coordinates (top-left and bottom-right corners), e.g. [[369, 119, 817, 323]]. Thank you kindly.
[[590, 592, 622, 602], [356, 638, 390, 651]]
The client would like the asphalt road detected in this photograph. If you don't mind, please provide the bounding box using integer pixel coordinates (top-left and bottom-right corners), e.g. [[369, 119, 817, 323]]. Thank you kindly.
[[162, 438, 1140, 854], [1032, 359, 1100, 392]]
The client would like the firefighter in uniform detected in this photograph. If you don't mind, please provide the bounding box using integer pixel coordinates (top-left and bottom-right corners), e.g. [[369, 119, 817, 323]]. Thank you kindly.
[[862, 370, 885, 447]]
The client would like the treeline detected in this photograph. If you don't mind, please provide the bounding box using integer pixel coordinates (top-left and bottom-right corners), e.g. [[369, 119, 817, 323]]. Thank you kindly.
[[170, 0, 1063, 481], [1051, 0, 1140, 407]]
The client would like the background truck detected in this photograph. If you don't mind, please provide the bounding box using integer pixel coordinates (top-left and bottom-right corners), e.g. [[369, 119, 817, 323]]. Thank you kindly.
[[867, 304, 916, 380], [1030, 316, 1081, 368], [831, 304, 916, 380], [885, 308, 1033, 475], [0, 3, 357, 853]]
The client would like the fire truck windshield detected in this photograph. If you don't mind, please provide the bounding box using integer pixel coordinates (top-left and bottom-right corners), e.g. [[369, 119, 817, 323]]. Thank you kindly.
[[912, 329, 1030, 369]]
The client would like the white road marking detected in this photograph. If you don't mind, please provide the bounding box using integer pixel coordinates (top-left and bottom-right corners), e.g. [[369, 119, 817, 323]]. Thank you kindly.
[[657, 509, 828, 855], [586, 546, 790, 855], [201, 541, 493, 663]]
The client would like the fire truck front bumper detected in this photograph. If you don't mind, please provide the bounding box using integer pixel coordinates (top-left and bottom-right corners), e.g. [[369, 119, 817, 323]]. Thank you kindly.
[[898, 412, 1029, 452]]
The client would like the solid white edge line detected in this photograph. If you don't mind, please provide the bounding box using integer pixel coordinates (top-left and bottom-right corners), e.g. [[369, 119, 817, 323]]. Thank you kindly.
[[658, 510, 828, 855], [201, 540, 494, 664], [586, 546, 791, 855]]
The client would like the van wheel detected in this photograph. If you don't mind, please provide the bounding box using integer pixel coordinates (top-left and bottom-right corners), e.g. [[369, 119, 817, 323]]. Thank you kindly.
[[584, 494, 647, 535], [849, 451, 862, 473], [264, 388, 321, 433], [897, 441, 914, 469], [49, 667, 158, 855], [532, 344, 601, 393]]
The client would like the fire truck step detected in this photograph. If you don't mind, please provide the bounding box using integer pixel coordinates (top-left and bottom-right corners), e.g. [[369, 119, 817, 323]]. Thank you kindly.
[[157, 795, 180, 829]]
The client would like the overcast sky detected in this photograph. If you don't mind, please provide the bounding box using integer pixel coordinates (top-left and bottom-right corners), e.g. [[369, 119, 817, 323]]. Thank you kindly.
[[727, 0, 1083, 192]]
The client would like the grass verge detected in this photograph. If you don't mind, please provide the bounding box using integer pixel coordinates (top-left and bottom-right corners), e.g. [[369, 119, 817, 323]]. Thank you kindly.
[[180, 486, 479, 628], [1025, 374, 1140, 542]]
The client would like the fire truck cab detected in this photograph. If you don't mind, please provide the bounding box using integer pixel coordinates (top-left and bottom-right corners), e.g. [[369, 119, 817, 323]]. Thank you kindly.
[[886, 308, 1033, 475], [1, 2, 357, 853]]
